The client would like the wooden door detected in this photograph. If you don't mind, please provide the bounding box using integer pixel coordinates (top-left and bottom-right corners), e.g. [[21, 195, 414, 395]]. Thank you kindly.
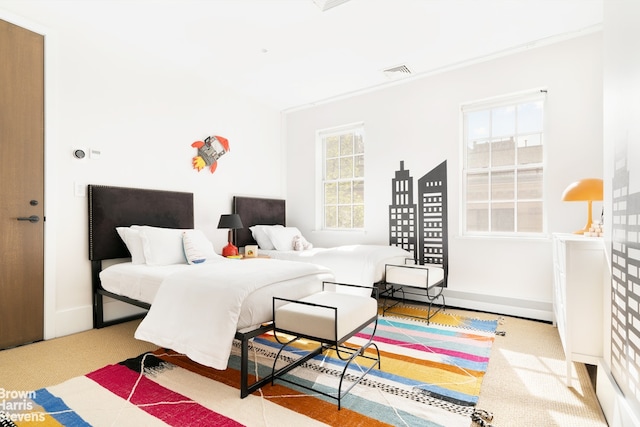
[[0, 19, 45, 349]]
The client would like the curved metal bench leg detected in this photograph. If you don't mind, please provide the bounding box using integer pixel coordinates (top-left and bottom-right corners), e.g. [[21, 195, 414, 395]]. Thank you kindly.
[[271, 330, 326, 386], [335, 318, 381, 409], [425, 285, 446, 324], [272, 318, 381, 410], [271, 333, 298, 385]]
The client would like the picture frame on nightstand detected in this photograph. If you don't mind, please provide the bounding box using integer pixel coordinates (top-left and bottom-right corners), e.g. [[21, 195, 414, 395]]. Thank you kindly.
[[244, 245, 258, 258]]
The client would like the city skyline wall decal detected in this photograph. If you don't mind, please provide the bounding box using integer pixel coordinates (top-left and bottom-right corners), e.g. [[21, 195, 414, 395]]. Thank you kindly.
[[388, 160, 448, 286], [611, 141, 640, 413]]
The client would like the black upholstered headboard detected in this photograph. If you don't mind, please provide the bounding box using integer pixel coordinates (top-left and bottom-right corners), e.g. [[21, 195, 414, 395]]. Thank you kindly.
[[233, 196, 285, 248], [88, 185, 194, 261]]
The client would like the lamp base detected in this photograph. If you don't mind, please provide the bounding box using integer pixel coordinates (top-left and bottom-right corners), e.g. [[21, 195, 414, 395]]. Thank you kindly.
[[573, 201, 594, 235], [222, 242, 239, 257]]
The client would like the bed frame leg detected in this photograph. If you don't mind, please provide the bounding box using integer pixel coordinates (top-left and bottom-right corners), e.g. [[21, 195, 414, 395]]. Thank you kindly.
[[236, 324, 275, 398], [240, 336, 250, 398], [91, 260, 105, 329], [94, 292, 105, 329]]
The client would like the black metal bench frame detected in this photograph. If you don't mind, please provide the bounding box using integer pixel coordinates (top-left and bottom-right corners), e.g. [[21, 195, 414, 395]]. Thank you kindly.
[[380, 262, 446, 324], [271, 282, 381, 409]]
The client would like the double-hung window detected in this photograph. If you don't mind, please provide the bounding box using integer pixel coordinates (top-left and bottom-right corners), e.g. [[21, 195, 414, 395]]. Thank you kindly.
[[462, 90, 546, 235], [318, 123, 365, 230]]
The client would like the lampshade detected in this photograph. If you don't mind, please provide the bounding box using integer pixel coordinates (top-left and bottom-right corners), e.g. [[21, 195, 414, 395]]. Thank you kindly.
[[561, 178, 603, 234], [217, 214, 243, 230], [217, 214, 243, 257], [561, 178, 603, 202]]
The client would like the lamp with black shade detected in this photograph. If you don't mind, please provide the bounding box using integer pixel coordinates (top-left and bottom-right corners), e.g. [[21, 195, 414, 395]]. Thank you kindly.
[[217, 214, 243, 257]]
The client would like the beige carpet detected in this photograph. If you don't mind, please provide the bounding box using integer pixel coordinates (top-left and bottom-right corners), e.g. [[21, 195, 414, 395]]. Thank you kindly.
[[0, 309, 607, 427]]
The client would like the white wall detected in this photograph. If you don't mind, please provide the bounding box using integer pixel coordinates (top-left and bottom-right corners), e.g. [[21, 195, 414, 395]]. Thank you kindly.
[[0, 6, 285, 338], [1, 3, 603, 336], [284, 32, 603, 321]]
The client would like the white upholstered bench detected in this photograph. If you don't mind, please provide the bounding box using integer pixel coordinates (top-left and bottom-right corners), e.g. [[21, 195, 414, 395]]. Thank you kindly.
[[381, 260, 446, 323], [271, 282, 380, 409]]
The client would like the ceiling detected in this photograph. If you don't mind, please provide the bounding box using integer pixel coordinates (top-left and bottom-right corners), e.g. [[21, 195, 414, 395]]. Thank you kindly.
[[1, 0, 603, 111]]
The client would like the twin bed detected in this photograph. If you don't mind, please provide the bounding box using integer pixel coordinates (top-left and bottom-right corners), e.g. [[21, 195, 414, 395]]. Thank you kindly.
[[89, 185, 332, 397], [233, 196, 412, 291], [88, 185, 436, 397]]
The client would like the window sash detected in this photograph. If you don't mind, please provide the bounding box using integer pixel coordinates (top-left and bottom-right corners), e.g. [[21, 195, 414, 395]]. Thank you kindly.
[[319, 123, 365, 230], [462, 90, 545, 236]]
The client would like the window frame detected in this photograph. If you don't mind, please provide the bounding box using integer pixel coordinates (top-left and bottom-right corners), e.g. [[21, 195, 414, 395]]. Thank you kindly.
[[461, 90, 547, 237], [316, 122, 365, 231]]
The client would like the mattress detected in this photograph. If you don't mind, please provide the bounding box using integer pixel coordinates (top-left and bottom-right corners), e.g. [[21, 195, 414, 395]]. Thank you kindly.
[[99, 262, 187, 305], [259, 244, 411, 287], [100, 260, 333, 330]]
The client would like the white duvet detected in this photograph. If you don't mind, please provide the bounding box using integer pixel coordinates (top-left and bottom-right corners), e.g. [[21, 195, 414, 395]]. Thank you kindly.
[[134, 258, 332, 370], [260, 245, 411, 290]]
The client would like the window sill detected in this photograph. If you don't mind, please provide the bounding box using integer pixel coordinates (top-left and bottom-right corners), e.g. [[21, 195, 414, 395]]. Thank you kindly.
[[311, 229, 368, 235], [456, 233, 551, 243]]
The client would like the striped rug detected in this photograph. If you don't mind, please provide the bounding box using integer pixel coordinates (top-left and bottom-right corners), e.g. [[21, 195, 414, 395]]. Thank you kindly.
[[1, 312, 497, 427]]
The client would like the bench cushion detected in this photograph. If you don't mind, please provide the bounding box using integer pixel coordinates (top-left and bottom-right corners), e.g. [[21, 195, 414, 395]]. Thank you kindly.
[[275, 291, 377, 342], [386, 264, 444, 288]]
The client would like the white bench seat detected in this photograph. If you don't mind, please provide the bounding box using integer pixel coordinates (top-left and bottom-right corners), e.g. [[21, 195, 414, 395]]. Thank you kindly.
[[381, 262, 446, 323], [385, 263, 445, 288], [274, 290, 377, 342]]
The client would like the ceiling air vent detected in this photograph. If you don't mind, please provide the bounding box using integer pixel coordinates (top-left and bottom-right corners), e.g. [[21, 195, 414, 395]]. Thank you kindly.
[[383, 64, 412, 80], [313, 0, 351, 11]]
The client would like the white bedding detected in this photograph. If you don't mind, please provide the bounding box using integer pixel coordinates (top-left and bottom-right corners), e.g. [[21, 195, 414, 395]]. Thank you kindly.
[[259, 245, 411, 291], [100, 263, 189, 304], [132, 258, 333, 370], [100, 261, 329, 330]]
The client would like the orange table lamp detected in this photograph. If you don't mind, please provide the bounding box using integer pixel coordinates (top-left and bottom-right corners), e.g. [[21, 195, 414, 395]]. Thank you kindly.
[[561, 178, 603, 234]]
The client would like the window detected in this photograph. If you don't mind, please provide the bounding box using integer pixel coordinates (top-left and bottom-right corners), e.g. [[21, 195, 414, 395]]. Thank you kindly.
[[462, 91, 545, 235], [318, 124, 365, 230]]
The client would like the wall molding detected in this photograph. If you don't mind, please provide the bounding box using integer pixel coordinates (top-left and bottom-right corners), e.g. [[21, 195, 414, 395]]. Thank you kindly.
[[403, 289, 553, 322], [55, 300, 146, 337]]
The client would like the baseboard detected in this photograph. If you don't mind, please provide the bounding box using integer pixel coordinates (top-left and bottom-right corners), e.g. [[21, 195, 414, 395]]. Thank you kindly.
[[402, 288, 553, 322], [597, 359, 640, 427], [54, 298, 147, 338], [55, 305, 93, 337], [54, 289, 550, 337]]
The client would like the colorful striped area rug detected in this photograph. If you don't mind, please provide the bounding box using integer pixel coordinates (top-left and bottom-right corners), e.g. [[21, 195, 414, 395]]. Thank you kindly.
[[1, 312, 497, 427]]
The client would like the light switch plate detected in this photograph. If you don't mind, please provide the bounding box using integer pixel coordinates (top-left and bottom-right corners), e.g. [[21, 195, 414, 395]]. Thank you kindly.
[[74, 182, 86, 197]]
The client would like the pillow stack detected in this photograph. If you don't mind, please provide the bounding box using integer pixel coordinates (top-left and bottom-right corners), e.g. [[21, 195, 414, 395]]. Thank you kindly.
[[116, 226, 221, 265]]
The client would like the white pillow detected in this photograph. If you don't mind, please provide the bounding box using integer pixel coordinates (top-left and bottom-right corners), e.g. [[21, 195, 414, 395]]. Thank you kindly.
[[138, 226, 188, 266], [249, 224, 283, 250], [182, 229, 220, 264], [264, 226, 306, 251], [116, 226, 146, 264]]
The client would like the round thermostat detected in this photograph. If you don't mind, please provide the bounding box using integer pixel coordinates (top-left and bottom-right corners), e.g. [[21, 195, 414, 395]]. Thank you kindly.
[[73, 149, 86, 159]]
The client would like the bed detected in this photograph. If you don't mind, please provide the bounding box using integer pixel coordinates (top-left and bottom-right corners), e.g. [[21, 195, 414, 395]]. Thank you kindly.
[[233, 196, 418, 290], [232, 196, 447, 321], [88, 185, 333, 398]]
